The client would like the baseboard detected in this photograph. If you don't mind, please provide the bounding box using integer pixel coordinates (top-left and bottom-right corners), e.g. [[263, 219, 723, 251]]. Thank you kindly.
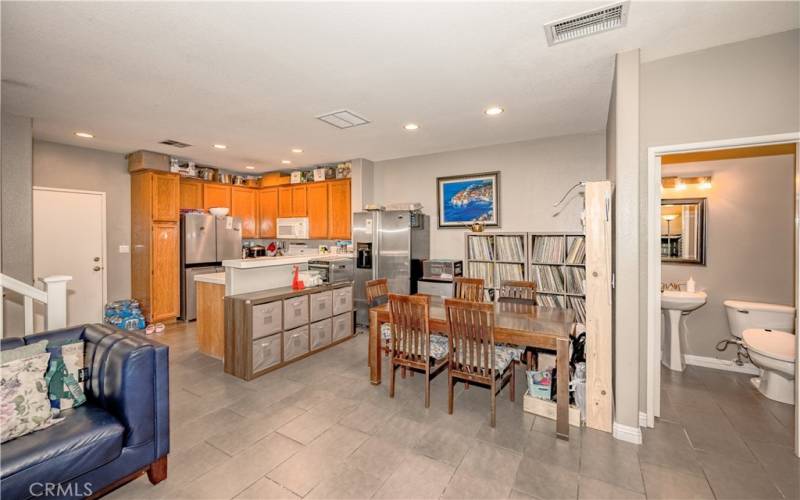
[[684, 355, 760, 375], [639, 411, 649, 428], [613, 421, 642, 445]]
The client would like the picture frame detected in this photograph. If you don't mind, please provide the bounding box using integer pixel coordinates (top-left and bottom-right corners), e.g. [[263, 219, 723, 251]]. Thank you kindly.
[[436, 171, 500, 228]]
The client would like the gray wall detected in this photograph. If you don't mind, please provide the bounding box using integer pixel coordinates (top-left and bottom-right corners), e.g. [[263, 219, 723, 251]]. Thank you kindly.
[[607, 50, 641, 431], [640, 29, 800, 408], [1, 112, 34, 336], [32, 140, 132, 301], [373, 132, 607, 261], [661, 155, 795, 358]]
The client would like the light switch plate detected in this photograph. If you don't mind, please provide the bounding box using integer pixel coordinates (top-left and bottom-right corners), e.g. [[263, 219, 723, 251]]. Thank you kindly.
[[119, 245, 130, 254]]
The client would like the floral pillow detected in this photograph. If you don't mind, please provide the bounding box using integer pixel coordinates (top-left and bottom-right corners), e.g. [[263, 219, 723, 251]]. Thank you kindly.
[[1, 351, 58, 443]]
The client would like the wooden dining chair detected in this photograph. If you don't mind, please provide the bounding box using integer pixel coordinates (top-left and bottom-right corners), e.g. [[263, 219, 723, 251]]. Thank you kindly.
[[366, 278, 392, 359], [387, 293, 448, 408], [454, 277, 485, 302], [498, 281, 538, 370], [444, 298, 516, 427], [498, 280, 537, 302]]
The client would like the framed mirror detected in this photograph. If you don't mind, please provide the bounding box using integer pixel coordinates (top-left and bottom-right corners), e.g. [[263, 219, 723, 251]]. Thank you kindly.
[[661, 198, 706, 265]]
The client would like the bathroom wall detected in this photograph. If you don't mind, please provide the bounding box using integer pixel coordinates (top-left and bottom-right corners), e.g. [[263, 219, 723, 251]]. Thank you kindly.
[[661, 154, 795, 359]]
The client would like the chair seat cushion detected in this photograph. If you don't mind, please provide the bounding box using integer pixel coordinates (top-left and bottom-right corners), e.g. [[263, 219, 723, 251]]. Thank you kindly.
[[453, 344, 519, 374], [381, 323, 392, 340], [392, 334, 449, 361], [1, 405, 124, 486]]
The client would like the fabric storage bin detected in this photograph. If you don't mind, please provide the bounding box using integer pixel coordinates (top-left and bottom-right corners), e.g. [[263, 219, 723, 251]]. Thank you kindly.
[[252, 301, 282, 339], [309, 318, 332, 350], [332, 286, 353, 316], [283, 325, 310, 361], [332, 312, 352, 341], [310, 291, 333, 322], [283, 295, 309, 330], [252, 334, 281, 372]]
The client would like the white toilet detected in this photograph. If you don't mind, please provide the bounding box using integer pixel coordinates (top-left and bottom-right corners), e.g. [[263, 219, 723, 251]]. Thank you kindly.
[[724, 300, 796, 404]]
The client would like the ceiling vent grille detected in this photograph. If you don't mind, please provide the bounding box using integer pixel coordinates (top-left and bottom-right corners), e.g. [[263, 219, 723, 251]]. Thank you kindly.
[[159, 139, 192, 148], [544, 1, 629, 46], [316, 110, 371, 129]]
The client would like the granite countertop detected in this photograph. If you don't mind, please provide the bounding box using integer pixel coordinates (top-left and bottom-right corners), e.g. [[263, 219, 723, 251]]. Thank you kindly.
[[227, 281, 353, 304]]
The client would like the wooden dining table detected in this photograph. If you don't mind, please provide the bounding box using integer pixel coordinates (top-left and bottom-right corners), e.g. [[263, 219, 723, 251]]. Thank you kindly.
[[368, 295, 575, 440]]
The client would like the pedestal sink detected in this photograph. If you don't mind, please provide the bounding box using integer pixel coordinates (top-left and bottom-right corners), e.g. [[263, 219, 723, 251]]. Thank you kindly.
[[661, 290, 708, 371]]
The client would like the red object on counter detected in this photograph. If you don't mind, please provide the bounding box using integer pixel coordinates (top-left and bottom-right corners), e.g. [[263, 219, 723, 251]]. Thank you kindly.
[[291, 265, 304, 290]]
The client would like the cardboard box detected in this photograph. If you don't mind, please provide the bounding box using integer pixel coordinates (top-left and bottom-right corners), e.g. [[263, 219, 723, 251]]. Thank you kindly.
[[127, 150, 170, 173], [259, 172, 291, 187]]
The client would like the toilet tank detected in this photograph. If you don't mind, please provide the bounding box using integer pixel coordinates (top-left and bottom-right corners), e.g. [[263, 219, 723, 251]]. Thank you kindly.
[[724, 300, 796, 338]]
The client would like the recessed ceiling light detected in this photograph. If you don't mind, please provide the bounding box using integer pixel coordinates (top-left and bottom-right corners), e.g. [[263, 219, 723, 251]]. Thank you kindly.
[[213, 144, 227, 149], [75, 132, 94, 138], [291, 148, 303, 154], [245, 165, 255, 170], [281, 160, 292, 164], [484, 106, 504, 116], [404, 123, 419, 131]]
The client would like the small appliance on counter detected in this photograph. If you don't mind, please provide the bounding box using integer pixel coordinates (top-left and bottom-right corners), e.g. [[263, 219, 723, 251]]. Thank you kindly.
[[308, 257, 354, 284], [417, 259, 463, 297]]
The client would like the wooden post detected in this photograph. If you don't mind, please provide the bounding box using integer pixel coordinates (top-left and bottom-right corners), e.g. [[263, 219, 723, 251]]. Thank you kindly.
[[41, 275, 72, 331], [584, 181, 614, 433]]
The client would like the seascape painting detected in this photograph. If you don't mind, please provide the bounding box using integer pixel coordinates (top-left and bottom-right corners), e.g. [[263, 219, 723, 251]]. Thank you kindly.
[[437, 172, 500, 228]]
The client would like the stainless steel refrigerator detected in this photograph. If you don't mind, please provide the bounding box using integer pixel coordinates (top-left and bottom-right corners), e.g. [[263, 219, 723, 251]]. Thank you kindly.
[[180, 213, 242, 320], [353, 210, 430, 325]]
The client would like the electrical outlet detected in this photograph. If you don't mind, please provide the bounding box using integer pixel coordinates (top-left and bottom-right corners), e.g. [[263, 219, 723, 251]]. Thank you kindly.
[[119, 245, 130, 254]]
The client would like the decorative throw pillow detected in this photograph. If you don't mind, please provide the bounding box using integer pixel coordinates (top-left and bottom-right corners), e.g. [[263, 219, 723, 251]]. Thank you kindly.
[[45, 339, 86, 412], [1, 351, 57, 443]]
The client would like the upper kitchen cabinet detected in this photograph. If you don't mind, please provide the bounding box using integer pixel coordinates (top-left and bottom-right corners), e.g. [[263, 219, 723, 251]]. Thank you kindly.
[[327, 179, 351, 239], [278, 185, 308, 217], [231, 187, 257, 238], [180, 179, 203, 210], [306, 183, 328, 239], [203, 184, 231, 210], [291, 185, 308, 217], [258, 188, 279, 238], [152, 172, 180, 221]]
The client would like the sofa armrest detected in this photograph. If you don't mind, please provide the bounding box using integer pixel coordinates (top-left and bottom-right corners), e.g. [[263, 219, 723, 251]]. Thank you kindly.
[[82, 325, 170, 458]]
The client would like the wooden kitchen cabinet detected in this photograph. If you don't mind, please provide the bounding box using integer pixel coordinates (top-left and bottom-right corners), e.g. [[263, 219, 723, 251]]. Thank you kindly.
[[278, 186, 293, 217], [291, 185, 307, 216], [150, 222, 180, 321], [152, 172, 180, 221], [258, 188, 279, 238], [231, 187, 257, 238], [306, 183, 328, 239], [203, 184, 231, 210], [130, 170, 181, 322], [327, 179, 351, 239], [180, 179, 203, 210]]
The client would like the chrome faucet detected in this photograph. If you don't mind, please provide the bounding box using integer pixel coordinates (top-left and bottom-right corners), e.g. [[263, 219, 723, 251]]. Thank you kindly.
[[661, 281, 684, 292]]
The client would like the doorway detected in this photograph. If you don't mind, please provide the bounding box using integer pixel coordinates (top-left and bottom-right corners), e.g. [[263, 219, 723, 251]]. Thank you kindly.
[[646, 133, 800, 457], [33, 187, 107, 329]]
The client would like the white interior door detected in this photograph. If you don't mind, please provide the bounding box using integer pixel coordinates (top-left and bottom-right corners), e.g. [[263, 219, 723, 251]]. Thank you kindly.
[[33, 187, 106, 330]]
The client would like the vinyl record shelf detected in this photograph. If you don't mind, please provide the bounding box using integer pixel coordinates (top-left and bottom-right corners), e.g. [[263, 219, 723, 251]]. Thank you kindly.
[[464, 231, 586, 323]]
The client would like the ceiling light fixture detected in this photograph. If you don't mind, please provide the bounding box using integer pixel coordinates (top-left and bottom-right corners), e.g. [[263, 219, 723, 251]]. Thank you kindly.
[[245, 165, 255, 170], [291, 148, 303, 154], [281, 160, 292, 164], [75, 132, 94, 138], [484, 106, 504, 116], [404, 123, 419, 131], [213, 144, 227, 150]]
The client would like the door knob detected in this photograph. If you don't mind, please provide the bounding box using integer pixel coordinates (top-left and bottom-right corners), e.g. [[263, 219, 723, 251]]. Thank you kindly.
[[93, 266, 103, 271], [93, 257, 101, 262]]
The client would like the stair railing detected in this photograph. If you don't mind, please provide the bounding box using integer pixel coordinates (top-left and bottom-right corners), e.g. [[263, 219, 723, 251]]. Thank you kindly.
[[0, 274, 72, 336]]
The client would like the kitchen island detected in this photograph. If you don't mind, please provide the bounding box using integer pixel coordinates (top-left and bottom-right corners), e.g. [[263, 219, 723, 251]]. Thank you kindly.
[[221, 253, 352, 295], [194, 272, 225, 359]]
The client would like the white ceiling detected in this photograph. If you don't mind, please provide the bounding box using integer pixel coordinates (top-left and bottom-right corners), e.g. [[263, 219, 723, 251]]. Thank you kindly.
[[2, 2, 798, 173]]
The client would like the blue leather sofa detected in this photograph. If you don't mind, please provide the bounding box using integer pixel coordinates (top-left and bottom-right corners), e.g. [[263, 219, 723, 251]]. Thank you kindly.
[[0, 324, 169, 499]]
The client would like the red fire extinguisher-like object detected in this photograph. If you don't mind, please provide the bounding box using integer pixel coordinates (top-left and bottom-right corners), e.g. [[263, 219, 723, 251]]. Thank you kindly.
[[291, 265, 304, 290]]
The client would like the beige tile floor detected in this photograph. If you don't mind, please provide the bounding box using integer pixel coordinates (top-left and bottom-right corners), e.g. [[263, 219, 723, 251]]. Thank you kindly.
[[108, 322, 798, 500]]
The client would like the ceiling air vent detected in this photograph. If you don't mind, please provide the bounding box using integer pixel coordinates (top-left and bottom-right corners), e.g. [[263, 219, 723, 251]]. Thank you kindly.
[[544, 1, 629, 46], [316, 110, 370, 129], [159, 139, 192, 148]]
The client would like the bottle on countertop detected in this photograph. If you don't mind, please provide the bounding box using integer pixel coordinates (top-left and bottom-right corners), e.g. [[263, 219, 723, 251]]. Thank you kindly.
[[686, 276, 696, 293]]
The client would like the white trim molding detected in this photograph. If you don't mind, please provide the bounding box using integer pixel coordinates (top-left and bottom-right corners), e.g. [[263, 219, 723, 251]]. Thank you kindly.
[[684, 355, 760, 375], [639, 411, 649, 428], [613, 421, 642, 445]]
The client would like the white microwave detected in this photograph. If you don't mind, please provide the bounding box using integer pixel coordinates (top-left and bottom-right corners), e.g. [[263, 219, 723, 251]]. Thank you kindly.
[[276, 217, 309, 239]]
